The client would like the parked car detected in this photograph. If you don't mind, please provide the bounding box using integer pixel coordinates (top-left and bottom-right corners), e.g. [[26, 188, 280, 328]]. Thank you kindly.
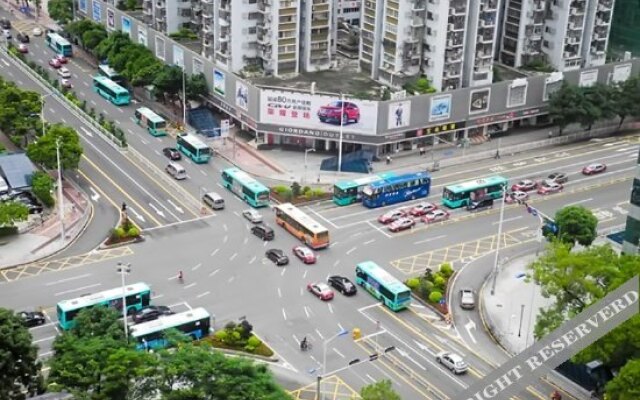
[[388, 217, 415, 232], [466, 198, 494, 212], [327, 275, 357, 296], [132, 305, 173, 324], [17, 44, 28, 53], [459, 289, 475, 309], [377, 208, 406, 224], [537, 180, 563, 195], [292, 245, 316, 264], [409, 202, 438, 216], [547, 172, 569, 184], [266, 249, 289, 266], [436, 351, 468, 374], [0, 18, 11, 29], [317, 101, 360, 125], [14, 192, 43, 214], [54, 54, 68, 64], [57, 67, 71, 78], [3, 29, 11, 39], [511, 179, 537, 192], [505, 191, 529, 204], [422, 209, 450, 223], [242, 209, 263, 224], [16, 32, 29, 43], [251, 224, 274, 240], [307, 282, 334, 301], [162, 147, 182, 160], [49, 58, 61, 68], [582, 163, 607, 175], [32, 27, 43, 36], [60, 78, 72, 89], [18, 311, 46, 327]]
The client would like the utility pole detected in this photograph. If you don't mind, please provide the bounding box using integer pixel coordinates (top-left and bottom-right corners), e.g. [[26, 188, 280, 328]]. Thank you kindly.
[[490, 185, 507, 295], [337, 93, 344, 174], [117, 263, 131, 341], [56, 137, 65, 243], [182, 71, 187, 130]]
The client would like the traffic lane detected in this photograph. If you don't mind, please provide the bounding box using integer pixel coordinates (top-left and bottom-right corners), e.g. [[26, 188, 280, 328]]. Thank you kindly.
[[309, 141, 637, 227]]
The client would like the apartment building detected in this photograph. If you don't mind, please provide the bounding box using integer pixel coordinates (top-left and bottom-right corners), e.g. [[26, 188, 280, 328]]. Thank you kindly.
[[300, 0, 337, 72], [360, 0, 500, 91], [142, 0, 192, 35], [501, 0, 615, 71], [338, 0, 362, 25]]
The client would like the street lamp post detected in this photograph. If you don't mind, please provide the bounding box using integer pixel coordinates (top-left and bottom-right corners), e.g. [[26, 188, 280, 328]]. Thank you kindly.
[[320, 328, 348, 399], [41, 93, 54, 138], [490, 185, 508, 295], [337, 93, 345, 174], [55, 137, 65, 243], [182, 71, 187, 129], [304, 148, 315, 184], [117, 262, 131, 341]]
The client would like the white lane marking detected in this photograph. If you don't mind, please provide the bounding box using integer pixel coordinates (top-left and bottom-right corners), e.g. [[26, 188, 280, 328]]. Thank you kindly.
[[281, 268, 286, 276], [328, 303, 334, 314], [367, 221, 392, 238], [364, 239, 375, 245], [333, 348, 346, 358], [223, 235, 228, 243], [211, 248, 219, 257], [366, 374, 376, 383], [45, 273, 91, 286], [229, 253, 237, 261], [54, 283, 101, 297], [82, 81, 89, 87], [90, 100, 96, 105], [616, 147, 633, 152], [305, 206, 339, 228], [200, 169, 207, 176], [197, 291, 211, 298], [338, 323, 345, 332], [492, 216, 523, 225], [282, 308, 287, 320], [249, 256, 256, 264], [118, 108, 124, 113], [192, 263, 202, 271], [414, 234, 448, 245], [184, 283, 196, 289], [151, 293, 164, 300], [277, 288, 282, 298], [566, 198, 593, 206], [333, 260, 340, 267], [315, 328, 324, 340], [33, 336, 56, 344], [346, 247, 357, 255], [223, 224, 228, 232], [303, 270, 308, 279], [304, 306, 311, 318], [243, 237, 248, 244], [228, 276, 235, 283], [209, 268, 220, 277]]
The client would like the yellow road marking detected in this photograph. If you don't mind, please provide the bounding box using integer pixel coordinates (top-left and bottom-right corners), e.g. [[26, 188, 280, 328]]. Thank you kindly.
[[81, 154, 162, 226]]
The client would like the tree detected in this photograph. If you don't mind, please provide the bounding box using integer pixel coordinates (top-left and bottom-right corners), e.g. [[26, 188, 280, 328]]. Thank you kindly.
[[605, 359, 640, 400], [82, 29, 109, 52], [186, 73, 209, 100], [360, 380, 402, 400], [66, 20, 105, 40], [403, 76, 437, 95], [553, 205, 598, 246], [0, 201, 29, 226], [548, 81, 583, 135], [31, 171, 55, 207], [614, 76, 640, 128], [0, 84, 41, 137], [47, 0, 73, 25], [27, 124, 83, 170], [153, 65, 184, 100], [0, 308, 43, 399]]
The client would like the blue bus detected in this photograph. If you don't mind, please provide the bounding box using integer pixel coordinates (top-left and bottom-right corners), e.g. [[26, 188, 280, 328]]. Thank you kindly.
[[92, 76, 131, 106], [176, 133, 212, 163], [221, 167, 269, 207], [355, 261, 411, 311], [131, 307, 211, 350], [56, 283, 152, 330], [362, 171, 431, 208], [333, 172, 397, 206], [45, 32, 72, 57]]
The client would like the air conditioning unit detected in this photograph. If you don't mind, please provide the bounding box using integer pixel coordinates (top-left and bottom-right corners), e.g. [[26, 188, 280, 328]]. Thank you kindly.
[[563, 51, 570, 57], [448, 23, 454, 30], [448, 39, 453, 46]]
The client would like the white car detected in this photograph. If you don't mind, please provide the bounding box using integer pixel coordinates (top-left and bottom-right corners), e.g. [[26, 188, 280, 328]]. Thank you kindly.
[[60, 78, 72, 88], [32, 27, 43, 36], [57, 67, 71, 78], [242, 209, 263, 223], [436, 351, 468, 374]]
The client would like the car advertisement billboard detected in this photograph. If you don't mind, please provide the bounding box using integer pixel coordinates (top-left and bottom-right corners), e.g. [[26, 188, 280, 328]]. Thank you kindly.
[[260, 90, 378, 135]]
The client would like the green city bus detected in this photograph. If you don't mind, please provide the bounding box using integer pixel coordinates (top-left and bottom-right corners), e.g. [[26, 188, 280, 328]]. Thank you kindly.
[[355, 261, 411, 311], [176, 133, 212, 163], [131, 308, 211, 351], [135, 107, 167, 137], [221, 167, 269, 208], [98, 64, 126, 86], [45, 32, 72, 57], [333, 172, 397, 206], [442, 176, 508, 209], [92, 76, 131, 106], [56, 282, 151, 330]]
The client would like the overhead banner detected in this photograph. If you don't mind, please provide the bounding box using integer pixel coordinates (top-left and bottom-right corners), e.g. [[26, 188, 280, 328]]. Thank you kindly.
[[260, 90, 378, 135]]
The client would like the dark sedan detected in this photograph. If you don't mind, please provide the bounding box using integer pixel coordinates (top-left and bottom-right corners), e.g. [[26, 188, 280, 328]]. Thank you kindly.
[[163, 147, 182, 161], [266, 249, 289, 266], [18, 311, 46, 327], [132, 306, 174, 324], [327, 275, 357, 296]]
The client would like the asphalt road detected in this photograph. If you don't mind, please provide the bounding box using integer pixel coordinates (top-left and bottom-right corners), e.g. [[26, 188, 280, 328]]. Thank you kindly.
[[0, 14, 638, 399]]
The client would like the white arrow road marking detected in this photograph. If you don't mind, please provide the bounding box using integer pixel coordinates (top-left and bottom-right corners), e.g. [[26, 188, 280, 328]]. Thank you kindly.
[[127, 207, 146, 223], [148, 203, 166, 218], [166, 199, 184, 214], [413, 340, 434, 355], [209, 268, 220, 277], [396, 347, 427, 370], [465, 319, 478, 344], [513, 161, 527, 166], [89, 187, 100, 202], [80, 126, 93, 137]]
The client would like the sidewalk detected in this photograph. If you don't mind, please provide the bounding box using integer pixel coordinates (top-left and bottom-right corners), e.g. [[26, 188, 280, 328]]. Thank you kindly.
[[0, 0, 57, 27], [0, 179, 91, 269]]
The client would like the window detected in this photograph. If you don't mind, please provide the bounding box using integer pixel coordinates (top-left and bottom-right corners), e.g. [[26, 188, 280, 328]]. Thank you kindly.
[[248, 26, 257, 34]]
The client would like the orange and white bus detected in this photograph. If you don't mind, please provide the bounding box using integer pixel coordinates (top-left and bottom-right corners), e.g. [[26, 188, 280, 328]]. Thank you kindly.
[[274, 203, 330, 249]]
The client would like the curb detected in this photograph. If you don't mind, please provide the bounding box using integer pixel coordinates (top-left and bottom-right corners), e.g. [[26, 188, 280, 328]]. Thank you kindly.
[[98, 235, 145, 250], [208, 346, 279, 363], [232, 138, 286, 174]]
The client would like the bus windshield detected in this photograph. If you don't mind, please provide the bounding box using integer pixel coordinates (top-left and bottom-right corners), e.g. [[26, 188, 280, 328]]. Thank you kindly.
[[98, 64, 125, 85]]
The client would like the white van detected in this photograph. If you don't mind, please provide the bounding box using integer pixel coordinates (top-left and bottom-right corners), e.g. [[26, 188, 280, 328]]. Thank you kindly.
[[0, 176, 9, 194], [203, 192, 225, 210], [165, 163, 187, 180]]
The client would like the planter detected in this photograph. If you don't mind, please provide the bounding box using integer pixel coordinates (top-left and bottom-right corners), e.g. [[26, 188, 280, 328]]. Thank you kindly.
[[101, 235, 144, 249], [199, 335, 275, 358], [270, 190, 332, 205]]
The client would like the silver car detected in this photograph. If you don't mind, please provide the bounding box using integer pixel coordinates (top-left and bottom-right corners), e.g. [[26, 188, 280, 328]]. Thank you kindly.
[[460, 288, 475, 309], [242, 209, 263, 223], [436, 351, 468, 374]]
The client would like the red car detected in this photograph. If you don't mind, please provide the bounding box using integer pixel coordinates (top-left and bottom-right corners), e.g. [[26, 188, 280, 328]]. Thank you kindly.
[[377, 208, 406, 224], [422, 209, 450, 224], [55, 54, 68, 64], [582, 163, 606, 175], [317, 101, 360, 125], [293, 245, 316, 264], [537, 180, 563, 195], [307, 282, 334, 301], [388, 217, 415, 232], [409, 202, 438, 216], [18, 44, 28, 53], [511, 179, 537, 192], [505, 191, 529, 204], [49, 58, 61, 68]]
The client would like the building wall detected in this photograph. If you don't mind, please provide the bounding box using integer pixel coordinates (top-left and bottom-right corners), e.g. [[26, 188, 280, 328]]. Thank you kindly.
[[622, 149, 640, 254], [609, 0, 640, 56]]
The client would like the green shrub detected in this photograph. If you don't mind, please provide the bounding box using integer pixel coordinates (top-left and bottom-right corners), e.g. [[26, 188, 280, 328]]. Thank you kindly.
[[302, 186, 311, 195], [244, 336, 262, 352], [127, 226, 139, 237], [433, 273, 445, 287], [28, 61, 36, 69], [406, 278, 420, 289], [0, 142, 5, 153], [304, 192, 314, 200], [10, 135, 22, 147], [311, 188, 325, 197], [428, 291, 443, 303], [214, 330, 228, 342], [80, 100, 87, 111], [31, 172, 55, 207], [114, 227, 125, 238], [418, 279, 433, 297], [291, 182, 301, 197], [439, 263, 454, 278], [272, 185, 288, 194]]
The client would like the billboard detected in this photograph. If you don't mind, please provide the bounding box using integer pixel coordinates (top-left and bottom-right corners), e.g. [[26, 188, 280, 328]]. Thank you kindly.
[[155, 37, 165, 61], [214, 70, 225, 96], [579, 70, 598, 87], [92, 0, 102, 22], [429, 94, 451, 122], [173, 45, 184, 69], [260, 90, 378, 135], [469, 89, 490, 114], [138, 26, 147, 46], [121, 16, 131, 37], [106, 8, 115, 29], [236, 81, 249, 110], [387, 101, 411, 129]]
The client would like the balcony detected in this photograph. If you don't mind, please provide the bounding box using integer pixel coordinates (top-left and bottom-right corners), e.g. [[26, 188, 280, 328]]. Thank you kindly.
[[311, 18, 329, 28], [203, 40, 213, 48], [590, 46, 605, 55], [279, 22, 297, 31], [449, 6, 465, 15], [202, 12, 212, 20], [598, 0, 613, 9], [445, 51, 462, 63], [143, 7, 152, 15], [570, 6, 584, 15], [310, 33, 327, 43], [446, 39, 463, 48], [411, 17, 424, 27], [312, 2, 329, 12], [477, 34, 493, 44], [218, 17, 230, 26], [444, 68, 461, 78], [480, 18, 495, 27], [476, 51, 492, 59], [202, 0, 212, 4]]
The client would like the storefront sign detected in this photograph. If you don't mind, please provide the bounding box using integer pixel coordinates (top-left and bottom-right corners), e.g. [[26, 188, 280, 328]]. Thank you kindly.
[[423, 121, 465, 135], [209, 96, 236, 117], [471, 108, 544, 126]]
